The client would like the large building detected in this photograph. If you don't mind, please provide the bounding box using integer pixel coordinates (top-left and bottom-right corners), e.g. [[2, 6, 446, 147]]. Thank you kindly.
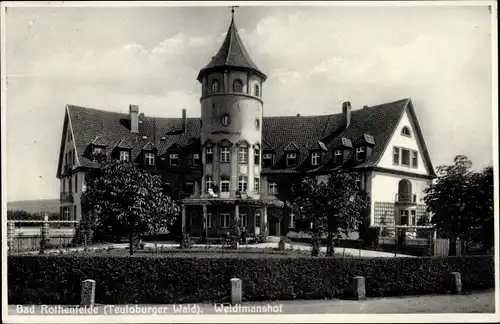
[[56, 13, 436, 239]]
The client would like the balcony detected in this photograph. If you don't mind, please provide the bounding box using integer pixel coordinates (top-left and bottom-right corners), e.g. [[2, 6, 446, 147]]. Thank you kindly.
[[395, 193, 417, 204], [60, 192, 74, 203]]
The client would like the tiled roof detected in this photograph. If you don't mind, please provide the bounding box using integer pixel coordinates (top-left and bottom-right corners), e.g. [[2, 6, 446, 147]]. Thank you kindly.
[[197, 17, 266, 81], [58, 98, 436, 178]]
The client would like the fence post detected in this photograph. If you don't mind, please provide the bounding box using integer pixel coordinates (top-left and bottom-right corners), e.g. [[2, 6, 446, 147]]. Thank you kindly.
[[81, 279, 96, 307], [8, 221, 14, 251], [230, 278, 242, 305]]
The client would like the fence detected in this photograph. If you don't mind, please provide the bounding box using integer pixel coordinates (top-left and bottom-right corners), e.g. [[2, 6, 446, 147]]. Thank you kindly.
[[7, 217, 78, 253]]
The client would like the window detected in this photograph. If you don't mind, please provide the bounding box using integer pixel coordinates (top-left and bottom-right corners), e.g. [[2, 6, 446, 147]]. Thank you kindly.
[[255, 210, 262, 227], [220, 147, 231, 163], [220, 213, 230, 228], [401, 149, 410, 166], [411, 210, 416, 225], [206, 147, 213, 164], [393, 147, 400, 165], [69, 177, 73, 193], [356, 147, 366, 161], [221, 114, 230, 127], [254, 148, 260, 165], [412, 151, 418, 168], [63, 207, 70, 221], [286, 153, 297, 167], [192, 153, 200, 166], [254, 84, 260, 97], [211, 80, 220, 93], [68, 150, 72, 165], [205, 175, 213, 192], [238, 176, 248, 193], [400, 210, 409, 225], [120, 150, 130, 162], [67, 132, 72, 143], [72, 149, 76, 164], [311, 152, 320, 166], [145, 152, 155, 166], [254, 177, 260, 193], [233, 79, 243, 93], [62, 178, 66, 194], [169, 153, 179, 166], [207, 213, 213, 228], [240, 213, 247, 227], [268, 182, 278, 194], [262, 153, 273, 168], [75, 174, 78, 193], [220, 175, 230, 193], [255, 118, 260, 130], [401, 126, 412, 137], [334, 150, 343, 163], [189, 213, 197, 227], [92, 147, 103, 156], [74, 205, 77, 221], [238, 146, 248, 164]]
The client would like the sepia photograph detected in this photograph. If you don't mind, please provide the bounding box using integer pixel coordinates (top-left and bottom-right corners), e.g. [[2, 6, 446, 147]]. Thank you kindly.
[[1, 1, 498, 323]]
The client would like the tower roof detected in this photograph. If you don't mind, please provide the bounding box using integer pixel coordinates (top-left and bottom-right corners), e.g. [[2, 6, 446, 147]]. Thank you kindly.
[[197, 15, 266, 81]]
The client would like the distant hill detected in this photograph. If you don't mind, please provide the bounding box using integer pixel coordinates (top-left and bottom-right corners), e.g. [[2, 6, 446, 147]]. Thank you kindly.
[[7, 199, 60, 214]]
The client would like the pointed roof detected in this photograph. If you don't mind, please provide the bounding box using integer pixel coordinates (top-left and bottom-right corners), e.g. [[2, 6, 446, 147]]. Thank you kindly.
[[115, 138, 133, 150], [90, 136, 107, 147], [197, 15, 266, 81]]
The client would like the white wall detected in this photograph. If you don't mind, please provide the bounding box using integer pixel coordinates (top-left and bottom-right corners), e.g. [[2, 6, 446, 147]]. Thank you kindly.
[[377, 108, 430, 176]]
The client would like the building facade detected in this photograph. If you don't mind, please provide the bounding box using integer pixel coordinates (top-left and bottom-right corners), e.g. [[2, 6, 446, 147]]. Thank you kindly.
[[56, 14, 436, 240]]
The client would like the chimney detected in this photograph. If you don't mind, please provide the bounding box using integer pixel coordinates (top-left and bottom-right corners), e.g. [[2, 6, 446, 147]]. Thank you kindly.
[[182, 108, 187, 133], [129, 104, 139, 133], [342, 101, 351, 129], [363, 105, 369, 109], [296, 113, 301, 117]]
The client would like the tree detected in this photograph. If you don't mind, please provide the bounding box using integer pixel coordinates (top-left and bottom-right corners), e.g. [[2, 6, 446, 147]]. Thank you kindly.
[[291, 171, 370, 256], [81, 159, 179, 255], [424, 155, 494, 255]]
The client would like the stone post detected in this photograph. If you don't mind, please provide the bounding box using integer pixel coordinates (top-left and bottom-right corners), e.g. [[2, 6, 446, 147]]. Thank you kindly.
[[349, 276, 366, 300], [181, 205, 187, 234], [230, 278, 242, 305], [449, 272, 462, 294], [231, 205, 240, 249], [81, 279, 96, 307], [202, 205, 208, 242], [262, 206, 268, 239]]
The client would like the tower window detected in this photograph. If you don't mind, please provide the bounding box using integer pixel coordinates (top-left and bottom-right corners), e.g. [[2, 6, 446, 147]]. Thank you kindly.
[[254, 84, 260, 97], [220, 147, 231, 163], [206, 147, 213, 164], [211, 80, 220, 93], [233, 79, 243, 93], [221, 114, 230, 127]]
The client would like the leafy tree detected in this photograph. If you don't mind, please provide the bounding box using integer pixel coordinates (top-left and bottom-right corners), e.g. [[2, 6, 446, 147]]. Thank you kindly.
[[424, 155, 493, 255], [291, 171, 370, 256], [81, 159, 179, 255]]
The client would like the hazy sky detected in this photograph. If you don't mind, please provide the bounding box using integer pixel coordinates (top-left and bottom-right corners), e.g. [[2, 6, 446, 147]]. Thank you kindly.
[[4, 3, 495, 202]]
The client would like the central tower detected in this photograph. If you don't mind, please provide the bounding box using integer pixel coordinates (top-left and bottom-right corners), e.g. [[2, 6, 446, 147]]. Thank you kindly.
[[197, 12, 267, 199]]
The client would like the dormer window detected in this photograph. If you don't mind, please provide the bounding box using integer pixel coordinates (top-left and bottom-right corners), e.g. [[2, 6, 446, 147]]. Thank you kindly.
[[401, 126, 412, 137], [262, 152, 273, 168], [93, 147, 104, 156], [192, 153, 200, 166], [169, 153, 179, 166], [254, 84, 260, 97], [119, 150, 130, 162], [206, 147, 213, 164], [211, 80, 220, 93], [286, 152, 297, 167], [356, 147, 366, 161], [145, 152, 155, 166], [334, 150, 343, 163], [311, 152, 321, 166], [233, 79, 243, 93]]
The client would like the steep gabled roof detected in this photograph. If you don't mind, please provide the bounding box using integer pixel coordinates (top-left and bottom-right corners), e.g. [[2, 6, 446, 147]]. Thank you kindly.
[[115, 138, 133, 150], [60, 98, 436, 178], [197, 16, 266, 81], [90, 136, 107, 147], [283, 142, 300, 152]]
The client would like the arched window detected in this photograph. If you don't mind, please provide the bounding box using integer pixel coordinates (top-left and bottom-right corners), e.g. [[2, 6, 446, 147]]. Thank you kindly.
[[211, 80, 220, 93], [254, 84, 260, 97], [233, 79, 243, 93], [401, 126, 411, 137], [398, 179, 412, 194]]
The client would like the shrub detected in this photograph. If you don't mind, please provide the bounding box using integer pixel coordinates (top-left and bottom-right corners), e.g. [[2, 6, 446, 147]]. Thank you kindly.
[[8, 255, 493, 305]]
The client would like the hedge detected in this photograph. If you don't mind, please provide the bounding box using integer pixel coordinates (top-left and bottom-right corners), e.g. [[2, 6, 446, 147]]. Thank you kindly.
[[8, 255, 494, 305]]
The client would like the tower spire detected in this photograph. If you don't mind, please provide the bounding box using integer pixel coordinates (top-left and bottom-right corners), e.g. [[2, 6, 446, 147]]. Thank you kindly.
[[229, 5, 239, 21]]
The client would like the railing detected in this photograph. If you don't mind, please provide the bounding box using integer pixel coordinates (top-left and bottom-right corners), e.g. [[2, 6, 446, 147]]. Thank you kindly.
[[395, 193, 417, 204], [186, 190, 260, 200], [60, 192, 74, 203]]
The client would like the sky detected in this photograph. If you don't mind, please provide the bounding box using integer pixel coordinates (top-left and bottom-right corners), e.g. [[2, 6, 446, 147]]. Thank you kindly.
[[3, 3, 495, 202]]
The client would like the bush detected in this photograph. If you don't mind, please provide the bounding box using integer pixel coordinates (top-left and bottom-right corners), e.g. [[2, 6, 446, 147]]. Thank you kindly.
[[8, 255, 493, 305]]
